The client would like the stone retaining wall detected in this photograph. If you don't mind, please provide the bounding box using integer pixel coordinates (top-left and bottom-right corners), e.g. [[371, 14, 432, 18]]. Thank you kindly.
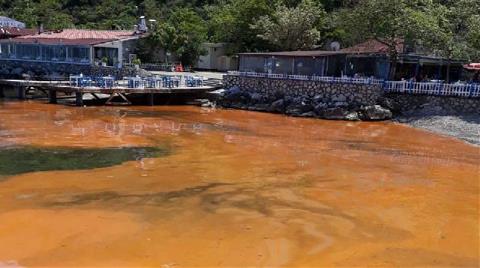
[[386, 93, 480, 115], [221, 75, 479, 121], [223, 75, 384, 107], [0, 60, 149, 80], [221, 75, 392, 121]]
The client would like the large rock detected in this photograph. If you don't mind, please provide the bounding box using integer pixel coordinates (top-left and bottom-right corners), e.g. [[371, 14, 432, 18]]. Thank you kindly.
[[285, 98, 313, 116], [249, 92, 264, 104], [322, 107, 349, 120], [378, 97, 401, 113], [314, 103, 328, 115], [313, 94, 325, 104], [248, 103, 270, 112], [345, 112, 361, 121], [360, 105, 393, 121], [300, 111, 316, 118], [268, 99, 285, 113], [224, 86, 242, 99]]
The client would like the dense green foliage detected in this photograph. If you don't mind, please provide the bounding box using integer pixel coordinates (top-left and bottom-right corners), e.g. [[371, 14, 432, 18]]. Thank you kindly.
[[0, 146, 169, 177], [251, 0, 326, 51], [1, 0, 479, 63]]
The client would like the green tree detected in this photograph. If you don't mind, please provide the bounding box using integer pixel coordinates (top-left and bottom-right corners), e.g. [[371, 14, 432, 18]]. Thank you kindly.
[[343, 0, 438, 79], [207, 0, 274, 53], [148, 8, 208, 66], [35, 0, 74, 29], [251, 0, 326, 51], [10, 0, 37, 28], [467, 15, 480, 59], [424, 0, 480, 81]]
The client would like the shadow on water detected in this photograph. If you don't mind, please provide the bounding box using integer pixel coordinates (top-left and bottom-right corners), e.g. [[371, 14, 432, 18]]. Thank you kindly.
[[0, 146, 170, 178]]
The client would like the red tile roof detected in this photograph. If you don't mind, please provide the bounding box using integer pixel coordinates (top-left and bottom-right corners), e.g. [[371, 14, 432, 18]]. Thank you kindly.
[[464, 63, 480, 71], [341, 39, 404, 54], [9, 29, 138, 45], [0, 27, 36, 38]]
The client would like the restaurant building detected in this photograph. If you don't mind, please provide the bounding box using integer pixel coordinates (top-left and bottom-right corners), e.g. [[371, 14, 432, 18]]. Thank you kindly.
[[238, 40, 465, 81], [0, 29, 146, 67]]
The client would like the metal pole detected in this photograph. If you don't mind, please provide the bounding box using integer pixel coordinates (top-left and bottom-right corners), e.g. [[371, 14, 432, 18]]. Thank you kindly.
[[75, 92, 84, 106], [48, 89, 57, 104], [148, 93, 154, 106], [16, 86, 25, 100]]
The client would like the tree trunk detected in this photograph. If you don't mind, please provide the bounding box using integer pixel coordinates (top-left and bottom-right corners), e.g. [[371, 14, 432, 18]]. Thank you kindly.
[[446, 58, 451, 83], [388, 49, 399, 81], [388, 57, 398, 80]]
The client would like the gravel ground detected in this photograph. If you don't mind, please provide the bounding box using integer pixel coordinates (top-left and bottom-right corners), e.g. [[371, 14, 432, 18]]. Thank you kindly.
[[396, 114, 479, 146]]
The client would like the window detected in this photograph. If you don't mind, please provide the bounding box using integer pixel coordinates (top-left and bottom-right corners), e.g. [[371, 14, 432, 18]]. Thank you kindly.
[[0, 44, 6, 59], [273, 57, 293, 75], [15, 44, 40, 60], [239, 56, 266, 73], [67, 46, 90, 63], [53, 46, 66, 61]]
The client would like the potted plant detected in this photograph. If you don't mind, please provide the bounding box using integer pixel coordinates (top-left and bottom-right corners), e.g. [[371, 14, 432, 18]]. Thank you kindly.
[[101, 57, 109, 67], [132, 58, 141, 69]]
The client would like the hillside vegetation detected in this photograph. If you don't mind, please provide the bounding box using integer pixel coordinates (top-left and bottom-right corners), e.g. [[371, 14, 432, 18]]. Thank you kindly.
[[1, 0, 479, 65]]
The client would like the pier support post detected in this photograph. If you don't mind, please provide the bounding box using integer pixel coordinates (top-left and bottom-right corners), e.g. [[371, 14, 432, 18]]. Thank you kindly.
[[75, 92, 84, 107], [48, 89, 57, 104], [0, 86, 4, 98], [148, 93, 155, 106], [16, 87, 26, 100]]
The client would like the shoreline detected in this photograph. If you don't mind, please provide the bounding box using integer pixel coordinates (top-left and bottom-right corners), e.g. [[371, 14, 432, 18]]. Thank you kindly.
[[395, 114, 480, 146]]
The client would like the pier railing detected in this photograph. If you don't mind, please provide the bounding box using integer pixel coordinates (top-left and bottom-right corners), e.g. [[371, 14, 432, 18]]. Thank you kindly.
[[227, 71, 480, 98]]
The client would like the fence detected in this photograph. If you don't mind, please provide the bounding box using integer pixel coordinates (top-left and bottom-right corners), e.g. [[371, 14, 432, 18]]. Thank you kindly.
[[123, 63, 192, 72], [384, 81, 480, 98], [227, 71, 480, 98], [227, 71, 385, 85]]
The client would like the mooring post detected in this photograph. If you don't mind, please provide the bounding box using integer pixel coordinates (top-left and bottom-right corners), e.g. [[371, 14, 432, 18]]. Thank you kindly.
[[48, 89, 57, 104], [148, 93, 155, 106], [75, 92, 84, 107], [16, 86, 26, 100]]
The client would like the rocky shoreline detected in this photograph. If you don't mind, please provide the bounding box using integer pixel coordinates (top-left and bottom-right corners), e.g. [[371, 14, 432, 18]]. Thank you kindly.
[[218, 86, 393, 121], [215, 86, 479, 146]]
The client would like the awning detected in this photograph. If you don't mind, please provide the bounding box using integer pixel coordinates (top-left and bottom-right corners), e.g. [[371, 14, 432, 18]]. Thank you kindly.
[[463, 63, 480, 71]]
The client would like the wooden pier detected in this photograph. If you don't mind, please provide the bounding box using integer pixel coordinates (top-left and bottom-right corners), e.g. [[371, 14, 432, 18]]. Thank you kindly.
[[0, 79, 223, 106]]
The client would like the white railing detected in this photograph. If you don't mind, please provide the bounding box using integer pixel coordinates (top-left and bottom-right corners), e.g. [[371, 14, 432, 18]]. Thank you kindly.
[[310, 76, 384, 85], [227, 71, 384, 84], [384, 81, 480, 98], [227, 71, 480, 98]]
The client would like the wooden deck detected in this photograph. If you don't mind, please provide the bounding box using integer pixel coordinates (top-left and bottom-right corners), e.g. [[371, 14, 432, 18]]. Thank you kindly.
[[0, 79, 223, 106]]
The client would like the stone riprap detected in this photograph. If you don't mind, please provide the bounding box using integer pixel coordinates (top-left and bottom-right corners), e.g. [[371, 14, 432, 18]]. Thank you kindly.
[[220, 75, 479, 121], [0, 60, 149, 80], [221, 75, 392, 121]]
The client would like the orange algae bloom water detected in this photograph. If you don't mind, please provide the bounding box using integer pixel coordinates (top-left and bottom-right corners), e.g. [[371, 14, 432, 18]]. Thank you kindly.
[[0, 101, 478, 267]]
